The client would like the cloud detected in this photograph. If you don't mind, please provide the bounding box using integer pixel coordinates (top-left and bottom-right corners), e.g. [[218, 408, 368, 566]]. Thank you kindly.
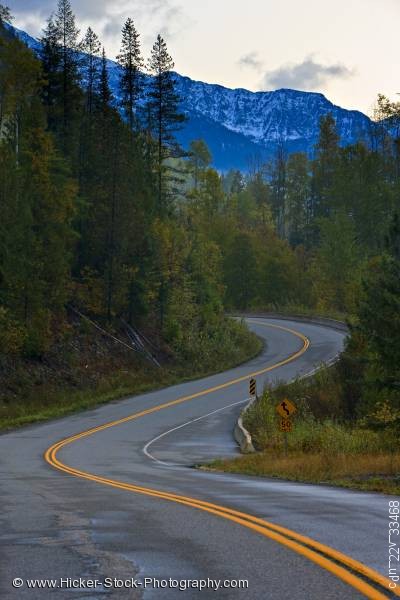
[[8, 0, 191, 56], [8, 0, 176, 20], [261, 56, 354, 91], [238, 51, 263, 72], [142, 3, 188, 46]]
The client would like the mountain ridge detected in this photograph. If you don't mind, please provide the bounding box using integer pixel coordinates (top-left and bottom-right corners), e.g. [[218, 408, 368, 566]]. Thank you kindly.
[[8, 24, 373, 171]]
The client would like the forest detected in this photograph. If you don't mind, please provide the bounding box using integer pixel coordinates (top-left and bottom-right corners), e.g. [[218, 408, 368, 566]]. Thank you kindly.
[[0, 1, 399, 432]]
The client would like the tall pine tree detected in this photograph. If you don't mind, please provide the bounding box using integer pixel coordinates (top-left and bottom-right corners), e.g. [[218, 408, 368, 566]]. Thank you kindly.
[[312, 113, 340, 219], [285, 152, 310, 247], [117, 18, 143, 132], [269, 144, 287, 238], [146, 34, 185, 214], [41, 0, 82, 162], [98, 48, 113, 113], [81, 27, 101, 115]]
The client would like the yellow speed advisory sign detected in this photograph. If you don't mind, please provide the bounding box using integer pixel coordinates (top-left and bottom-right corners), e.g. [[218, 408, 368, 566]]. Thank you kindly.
[[276, 398, 297, 419], [279, 418, 293, 433]]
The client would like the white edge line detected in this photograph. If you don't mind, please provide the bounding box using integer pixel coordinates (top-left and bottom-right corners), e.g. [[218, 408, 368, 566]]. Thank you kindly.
[[142, 398, 250, 467], [143, 321, 341, 468]]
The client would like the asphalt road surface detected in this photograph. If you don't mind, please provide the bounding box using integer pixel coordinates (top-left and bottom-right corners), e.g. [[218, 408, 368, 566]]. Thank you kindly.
[[0, 317, 397, 600]]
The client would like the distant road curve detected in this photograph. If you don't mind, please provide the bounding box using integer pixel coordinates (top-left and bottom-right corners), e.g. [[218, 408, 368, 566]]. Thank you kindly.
[[0, 317, 396, 599]]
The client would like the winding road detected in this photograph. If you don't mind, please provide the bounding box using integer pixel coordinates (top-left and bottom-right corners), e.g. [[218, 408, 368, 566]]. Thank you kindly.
[[0, 317, 397, 599]]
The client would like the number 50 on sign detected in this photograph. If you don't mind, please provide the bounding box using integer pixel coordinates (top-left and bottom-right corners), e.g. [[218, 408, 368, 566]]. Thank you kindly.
[[279, 418, 293, 433]]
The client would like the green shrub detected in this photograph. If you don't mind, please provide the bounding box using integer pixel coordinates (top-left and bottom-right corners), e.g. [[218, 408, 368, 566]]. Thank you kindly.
[[0, 307, 27, 355]]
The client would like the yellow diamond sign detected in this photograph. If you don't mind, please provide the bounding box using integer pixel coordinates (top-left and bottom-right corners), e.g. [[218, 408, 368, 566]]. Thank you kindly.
[[276, 399, 297, 418]]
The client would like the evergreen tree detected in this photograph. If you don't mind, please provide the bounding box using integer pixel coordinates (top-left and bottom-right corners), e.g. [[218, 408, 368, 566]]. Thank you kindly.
[[41, 0, 82, 161], [77, 27, 101, 207], [0, 20, 42, 164], [261, 235, 300, 306], [352, 214, 400, 422], [372, 94, 400, 174], [188, 139, 211, 189], [77, 27, 101, 217], [98, 48, 113, 112], [146, 34, 185, 214], [0, 3, 12, 25], [0, 30, 77, 355], [81, 27, 101, 115], [269, 144, 287, 238], [285, 152, 310, 246], [117, 18, 143, 131], [54, 0, 80, 69], [196, 168, 225, 216], [387, 212, 400, 260], [312, 212, 359, 312], [246, 170, 271, 226], [224, 170, 244, 195], [340, 142, 394, 252], [312, 113, 340, 219], [39, 17, 62, 125], [224, 233, 258, 309]]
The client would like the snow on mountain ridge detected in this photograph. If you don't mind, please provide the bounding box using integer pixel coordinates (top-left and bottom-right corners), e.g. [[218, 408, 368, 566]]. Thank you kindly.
[[175, 75, 371, 147], [8, 24, 373, 170]]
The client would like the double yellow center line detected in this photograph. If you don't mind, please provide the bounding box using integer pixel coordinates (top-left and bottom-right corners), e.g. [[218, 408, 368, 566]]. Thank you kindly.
[[44, 321, 396, 599]]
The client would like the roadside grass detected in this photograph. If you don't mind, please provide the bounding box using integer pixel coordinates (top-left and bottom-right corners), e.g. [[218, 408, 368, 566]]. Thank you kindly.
[[0, 369, 173, 430], [210, 369, 400, 495], [211, 452, 400, 495], [0, 319, 262, 431]]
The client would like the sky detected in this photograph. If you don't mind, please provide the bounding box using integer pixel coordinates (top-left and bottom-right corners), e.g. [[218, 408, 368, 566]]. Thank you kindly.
[[6, 0, 400, 115]]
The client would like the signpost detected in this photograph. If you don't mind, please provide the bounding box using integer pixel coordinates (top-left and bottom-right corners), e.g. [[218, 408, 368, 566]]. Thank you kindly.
[[276, 399, 297, 455]]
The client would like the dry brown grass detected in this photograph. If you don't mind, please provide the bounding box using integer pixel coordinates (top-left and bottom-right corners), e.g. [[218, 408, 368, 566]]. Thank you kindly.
[[211, 452, 400, 494]]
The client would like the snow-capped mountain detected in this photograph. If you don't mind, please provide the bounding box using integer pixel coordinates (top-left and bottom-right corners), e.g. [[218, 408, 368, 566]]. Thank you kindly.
[[9, 24, 373, 171], [175, 78, 372, 169]]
